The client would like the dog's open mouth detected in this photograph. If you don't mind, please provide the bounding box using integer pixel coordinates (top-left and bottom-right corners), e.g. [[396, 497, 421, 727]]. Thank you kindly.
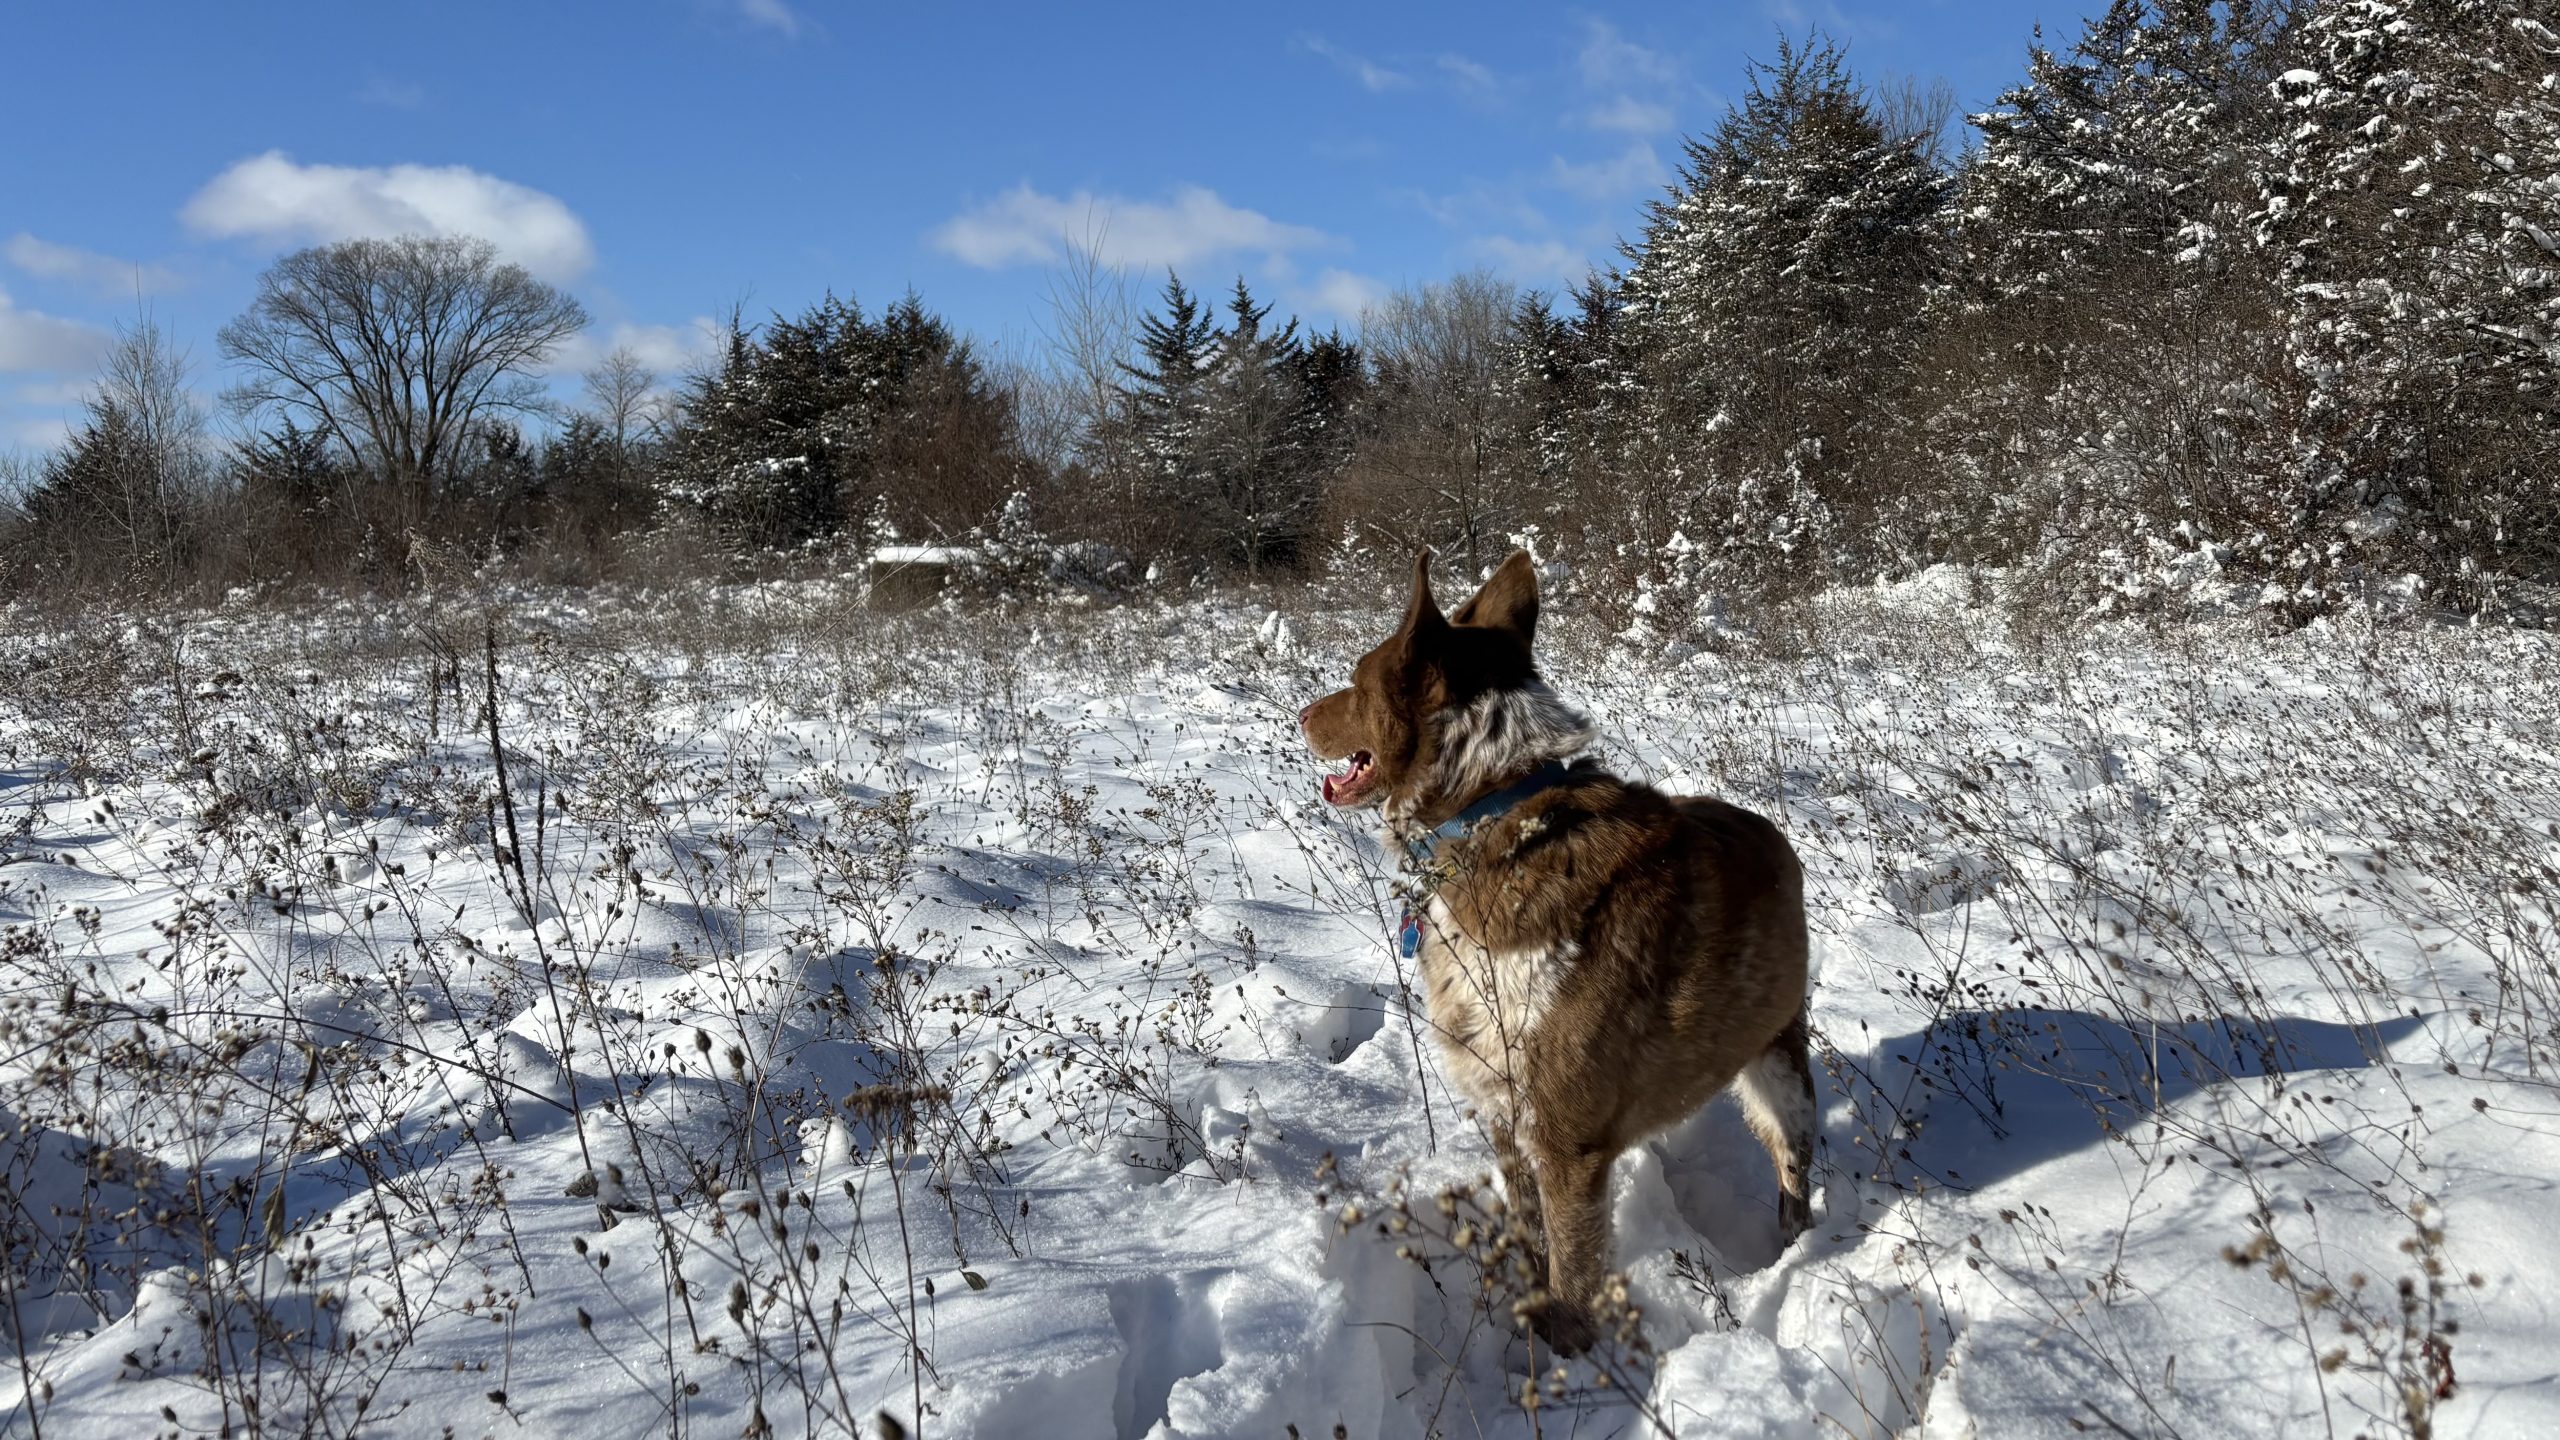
[[1321, 750, 1376, 806]]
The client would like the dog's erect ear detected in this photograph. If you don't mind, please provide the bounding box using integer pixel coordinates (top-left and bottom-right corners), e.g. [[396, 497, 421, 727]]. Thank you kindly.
[[1399, 548, 1446, 639], [1451, 550, 1539, 643]]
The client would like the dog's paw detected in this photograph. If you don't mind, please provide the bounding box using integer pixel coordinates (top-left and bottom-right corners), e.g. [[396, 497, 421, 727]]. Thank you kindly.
[[1779, 1189, 1813, 1244], [1519, 1295, 1598, 1357]]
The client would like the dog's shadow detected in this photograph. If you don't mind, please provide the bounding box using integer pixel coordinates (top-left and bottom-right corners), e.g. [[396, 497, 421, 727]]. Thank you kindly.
[[1854, 1006, 2424, 1193], [1639, 1006, 2423, 1274]]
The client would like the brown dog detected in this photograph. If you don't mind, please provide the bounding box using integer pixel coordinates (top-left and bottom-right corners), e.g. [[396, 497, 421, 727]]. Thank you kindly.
[[1301, 549, 1814, 1352]]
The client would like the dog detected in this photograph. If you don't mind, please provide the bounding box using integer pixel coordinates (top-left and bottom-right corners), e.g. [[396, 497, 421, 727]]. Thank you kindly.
[[1299, 548, 1814, 1353]]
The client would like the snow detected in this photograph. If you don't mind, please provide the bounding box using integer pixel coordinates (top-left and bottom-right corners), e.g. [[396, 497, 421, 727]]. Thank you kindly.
[[3, 581, 2558, 1438]]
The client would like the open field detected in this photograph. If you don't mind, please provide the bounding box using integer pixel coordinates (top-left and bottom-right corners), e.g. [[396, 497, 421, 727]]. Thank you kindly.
[[4, 576, 2557, 1438]]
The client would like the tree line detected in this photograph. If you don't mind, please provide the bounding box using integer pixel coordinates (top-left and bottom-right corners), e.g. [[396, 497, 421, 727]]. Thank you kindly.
[[6, 0, 2553, 619]]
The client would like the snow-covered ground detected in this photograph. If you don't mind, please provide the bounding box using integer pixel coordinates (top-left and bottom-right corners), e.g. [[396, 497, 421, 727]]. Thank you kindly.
[[3, 576, 2557, 1439]]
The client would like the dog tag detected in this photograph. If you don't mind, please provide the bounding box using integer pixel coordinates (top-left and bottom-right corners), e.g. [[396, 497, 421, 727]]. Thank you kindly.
[[1398, 908, 1421, 959]]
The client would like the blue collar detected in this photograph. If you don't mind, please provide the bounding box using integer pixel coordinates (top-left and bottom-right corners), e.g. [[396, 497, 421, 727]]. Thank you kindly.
[[1412, 760, 1577, 860]]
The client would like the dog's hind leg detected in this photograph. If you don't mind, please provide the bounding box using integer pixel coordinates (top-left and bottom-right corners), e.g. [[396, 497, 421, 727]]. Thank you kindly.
[[1737, 1010, 1817, 1242]]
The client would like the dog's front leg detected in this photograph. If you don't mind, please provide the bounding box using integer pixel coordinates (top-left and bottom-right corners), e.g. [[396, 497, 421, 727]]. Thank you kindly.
[[1490, 1121, 1548, 1276], [1526, 1140, 1615, 1355]]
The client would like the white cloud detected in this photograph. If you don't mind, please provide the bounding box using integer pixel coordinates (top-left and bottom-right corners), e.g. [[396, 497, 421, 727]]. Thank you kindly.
[[737, 0, 800, 36], [1300, 36, 1410, 93], [1404, 178, 1551, 236], [7, 414, 76, 452], [1296, 268, 1389, 323], [12, 378, 95, 407], [1436, 53, 1498, 93], [1472, 236, 1594, 285], [0, 285, 113, 375], [355, 73, 425, 109], [1579, 95, 1677, 134], [547, 317, 729, 380], [1765, 0, 1897, 44], [930, 184, 1337, 272], [1577, 19, 1680, 92], [181, 151, 595, 281], [1549, 142, 1669, 202], [1569, 19, 1688, 146], [5, 233, 184, 298]]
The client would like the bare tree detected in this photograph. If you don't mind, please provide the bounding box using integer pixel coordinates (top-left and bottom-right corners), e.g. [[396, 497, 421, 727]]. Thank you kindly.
[[1344, 271, 1524, 572], [1037, 230, 1140, 509], [581, 346, 660, 451], [998, 345, 1078, 476], [1869, 72, 1960, 165], [218, 235, 587, 492], [104, 316, 211, 501], [0, 449, 41, 583], [12, 318, 211, 586]]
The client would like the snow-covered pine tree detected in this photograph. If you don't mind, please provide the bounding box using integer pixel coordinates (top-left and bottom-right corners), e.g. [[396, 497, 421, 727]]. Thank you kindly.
[[1491, 267, 1679, 609], [1502, 292, 1574, 466], [1503, 274, 1656, 557], [1288, 327, 1367, 542], [1119, 274, 1218, 479], [1111, 273, 1224, 566], [1199, 278, 1310, 576], [1940, 1, 2301, 612], [1558, 272, 1648, 496], [1623, 33, 1947, 590], [662, 309, 844, 546], [2256, 0, 2560, 598], [1962, 1, 2293, 298], [1496, 291, 1588, 541], [662, 293, 1018, 550], [859, 292, 1024, 537]]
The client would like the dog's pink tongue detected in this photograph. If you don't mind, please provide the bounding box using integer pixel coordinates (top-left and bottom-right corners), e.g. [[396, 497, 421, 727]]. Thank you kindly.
[[1320, 772, 1339, 804]]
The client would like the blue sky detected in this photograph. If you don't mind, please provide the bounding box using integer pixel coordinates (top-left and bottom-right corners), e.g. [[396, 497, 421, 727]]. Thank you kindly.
[[0, 0, 2079, 454]]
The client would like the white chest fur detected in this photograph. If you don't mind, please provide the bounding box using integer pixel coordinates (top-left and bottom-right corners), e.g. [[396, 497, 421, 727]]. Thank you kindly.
[[1415, 896, 1573, 1128]]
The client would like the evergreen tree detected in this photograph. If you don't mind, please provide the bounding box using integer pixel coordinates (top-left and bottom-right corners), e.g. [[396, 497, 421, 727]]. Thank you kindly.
[[458, 421, 539, 504], [223, 418, 350, 579], [22, 400, 147, 544], [16, 322, 209, 587], [2255, 0, 2560, 590], [1290, 328, 1368, 506], [862, 292, 1024, 535], [237, 418, 344, 522], [1113, 272, 1223, 545], [1502, 291, 1592, 506], [1622, 33, 1947, 585], [539, 413, 652, 540], [1962, 1, 2294, 298], [663, 312, 844, 545], [663, 292, 1022, 548], [1200, 278, 1311, 575], [1923, 2, 2305, 606], [1560, 271, 1645, 468]]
